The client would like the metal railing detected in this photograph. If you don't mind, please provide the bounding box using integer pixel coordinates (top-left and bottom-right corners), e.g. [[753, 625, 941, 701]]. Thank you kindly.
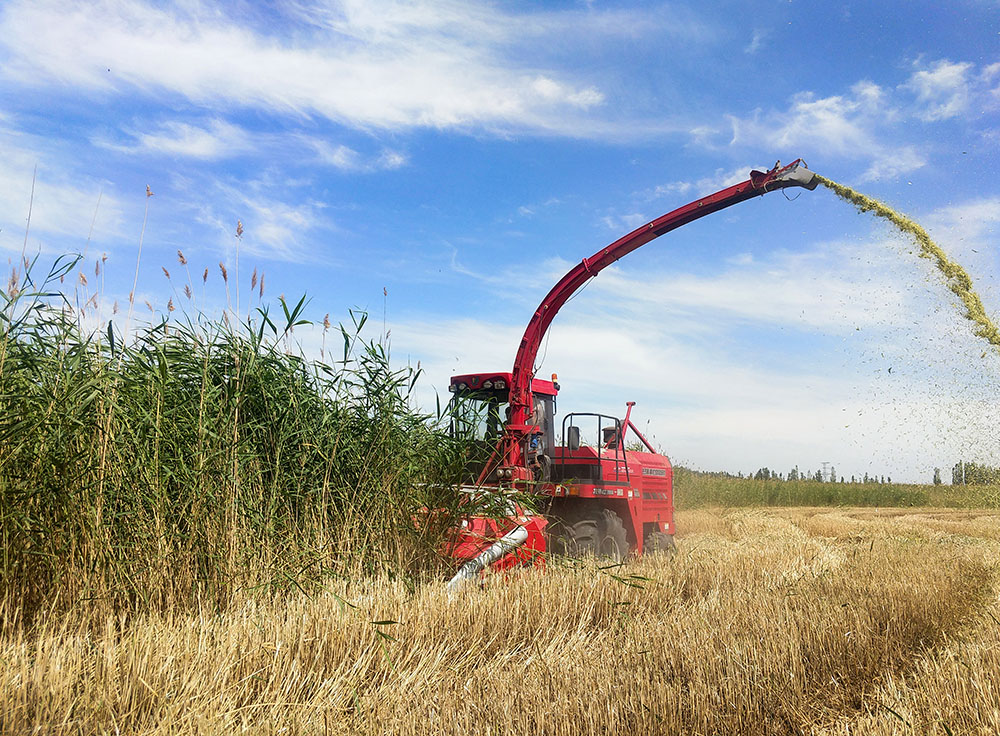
[[558, 412, 629, 484]]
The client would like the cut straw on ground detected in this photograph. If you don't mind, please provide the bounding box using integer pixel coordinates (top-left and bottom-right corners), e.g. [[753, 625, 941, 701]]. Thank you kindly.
[[3, 507, 998, 735]]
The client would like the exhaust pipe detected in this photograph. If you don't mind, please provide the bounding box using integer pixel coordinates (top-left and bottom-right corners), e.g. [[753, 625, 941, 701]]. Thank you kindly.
[[446, 520, 530, 595]]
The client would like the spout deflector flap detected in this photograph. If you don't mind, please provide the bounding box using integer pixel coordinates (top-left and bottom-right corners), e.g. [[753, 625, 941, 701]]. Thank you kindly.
[[775, 160, 818, 190]]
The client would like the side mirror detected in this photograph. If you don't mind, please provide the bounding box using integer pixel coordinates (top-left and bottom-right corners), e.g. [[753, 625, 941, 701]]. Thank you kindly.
[[566, 425, 581, 451]]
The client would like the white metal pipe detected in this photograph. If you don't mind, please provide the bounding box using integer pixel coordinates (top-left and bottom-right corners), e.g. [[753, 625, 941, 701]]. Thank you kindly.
[[446, 523, 529, 595]]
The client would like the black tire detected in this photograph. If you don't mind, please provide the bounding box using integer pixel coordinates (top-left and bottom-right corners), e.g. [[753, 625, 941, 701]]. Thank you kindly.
[[550, 516, 599, 557], [550, 508, 628, 561], [644, 530, 677, 558], [596, 509, 628, 562]]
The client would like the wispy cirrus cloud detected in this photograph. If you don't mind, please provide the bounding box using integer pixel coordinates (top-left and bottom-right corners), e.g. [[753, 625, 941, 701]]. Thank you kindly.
[[650, 164, 767, 199], [583, 239, 914, 335], [174, 173, 333, 264], [446, 189, 1000, 344], [599, 212, 649, 232], [95, 119, 253, 159], [599, 164, 775, 234], [0, 125, 123, 248], [305, 138, 408, 172], [95, 117, 409, 173], [744, 29, 768, 55], [925, 197, 1000, 244], [0, 0, 624, 137]]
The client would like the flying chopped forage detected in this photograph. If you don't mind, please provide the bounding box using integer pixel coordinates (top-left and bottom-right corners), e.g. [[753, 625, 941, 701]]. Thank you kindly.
[[816, 174, 1000, 348]]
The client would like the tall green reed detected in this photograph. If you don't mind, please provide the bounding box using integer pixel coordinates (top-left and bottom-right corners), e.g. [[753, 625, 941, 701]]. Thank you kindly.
[[1, 256, 472, 625]]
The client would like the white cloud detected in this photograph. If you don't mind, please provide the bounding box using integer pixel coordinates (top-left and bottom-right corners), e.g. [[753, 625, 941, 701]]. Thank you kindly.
[[718, 59, 994, 183], [723, 60, 993, 174], [585, 240, 913, 334], [921, 197, 1000, 307], [377, 150, 408, 169], [531, 76, 603, 108], [983, 62, 1000, 108], [652, 164, 767, 199], [687, 125, 717, 148], [744, 29, 767, 55], [859, 145, 926, 183], [601, 212, 648, 232], [726, 80, 926, 182], [306, 139, 408, 172], [904, 59, 974, 121], [731, 86, 883, 153], [98, 118, 409, 171], [97, 119, 252, 159], [0, 127, 124, 248], [511, 197, 561, 222], [581, 196, 999, 346], [177, 174, 332, 263], [0, 0, 613, 137], [925, 197, 1000, 244]]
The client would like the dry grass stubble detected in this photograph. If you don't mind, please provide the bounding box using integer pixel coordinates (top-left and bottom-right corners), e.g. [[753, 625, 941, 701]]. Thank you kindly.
[[2, 508, 998, 735]]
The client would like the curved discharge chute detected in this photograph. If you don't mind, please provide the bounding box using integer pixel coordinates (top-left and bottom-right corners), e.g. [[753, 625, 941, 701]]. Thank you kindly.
[[496, 159, 818, 482]]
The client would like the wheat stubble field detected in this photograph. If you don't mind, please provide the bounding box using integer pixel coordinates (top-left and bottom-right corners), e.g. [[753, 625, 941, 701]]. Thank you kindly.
[[3, 506, 999, 735]]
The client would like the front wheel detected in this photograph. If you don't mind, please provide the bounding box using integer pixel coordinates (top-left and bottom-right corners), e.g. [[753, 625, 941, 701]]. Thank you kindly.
[[550, 508, 628, 562], [596, 509, 628, 562]]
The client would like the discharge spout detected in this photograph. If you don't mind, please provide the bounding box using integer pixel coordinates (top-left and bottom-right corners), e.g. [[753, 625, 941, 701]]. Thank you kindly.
[[770, 159, 818, 190]]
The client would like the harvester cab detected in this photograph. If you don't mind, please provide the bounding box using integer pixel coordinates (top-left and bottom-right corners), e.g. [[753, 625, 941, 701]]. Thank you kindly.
[[448, 372, 557, 483], [444, 159, 818, 592]]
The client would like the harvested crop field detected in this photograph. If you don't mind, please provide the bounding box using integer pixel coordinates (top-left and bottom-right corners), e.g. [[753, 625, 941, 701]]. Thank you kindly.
[[4, 507, 1000, 735]]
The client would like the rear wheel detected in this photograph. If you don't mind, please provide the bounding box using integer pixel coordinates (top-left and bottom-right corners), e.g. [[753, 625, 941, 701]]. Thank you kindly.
[[644, 530, 677, 557]]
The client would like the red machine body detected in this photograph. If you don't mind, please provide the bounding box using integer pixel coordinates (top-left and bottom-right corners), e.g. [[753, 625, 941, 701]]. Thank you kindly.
[[444, 160, 817, 586]]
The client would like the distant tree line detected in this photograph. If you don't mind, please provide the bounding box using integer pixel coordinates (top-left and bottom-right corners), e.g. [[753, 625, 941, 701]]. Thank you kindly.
[[950, 462, 1000, 485], [744, 466, 890, 483], [675, 466, 896, 484]]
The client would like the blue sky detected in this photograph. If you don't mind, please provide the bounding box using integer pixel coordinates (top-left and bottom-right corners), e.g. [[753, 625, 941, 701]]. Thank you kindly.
[[2, 0, 999, 483]]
